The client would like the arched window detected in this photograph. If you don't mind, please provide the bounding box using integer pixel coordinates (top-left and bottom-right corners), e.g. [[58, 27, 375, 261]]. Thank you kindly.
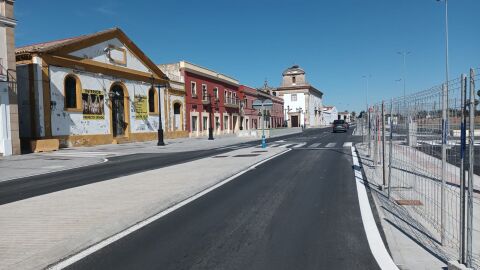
[[148, 87, 158, 113], [64, 75, 81, 110]]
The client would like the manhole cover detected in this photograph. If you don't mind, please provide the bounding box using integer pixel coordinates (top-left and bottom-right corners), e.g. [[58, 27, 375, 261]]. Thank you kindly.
[[233, 154, 260, 157], [395, 200, 423, 206]]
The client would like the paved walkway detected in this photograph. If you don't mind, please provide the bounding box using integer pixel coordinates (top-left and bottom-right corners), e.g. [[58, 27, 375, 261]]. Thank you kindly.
[[0, 145, 287, 270], [0, 128, 302, 182]]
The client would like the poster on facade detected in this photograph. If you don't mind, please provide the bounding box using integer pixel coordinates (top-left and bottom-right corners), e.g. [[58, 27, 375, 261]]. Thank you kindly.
[[134, 95, 148, 120], [82, 89, 105, 120]]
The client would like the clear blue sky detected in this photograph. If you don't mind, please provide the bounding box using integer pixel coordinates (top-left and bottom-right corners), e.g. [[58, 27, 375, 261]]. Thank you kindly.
[[14, 0, 480, 113]]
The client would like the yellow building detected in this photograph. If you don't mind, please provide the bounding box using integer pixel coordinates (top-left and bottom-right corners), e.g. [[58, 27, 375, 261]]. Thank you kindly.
[[15, 28, 186, 151]]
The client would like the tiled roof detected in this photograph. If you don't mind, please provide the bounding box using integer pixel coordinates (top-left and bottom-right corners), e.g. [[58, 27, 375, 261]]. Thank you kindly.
[[15, 28, 118, 54]]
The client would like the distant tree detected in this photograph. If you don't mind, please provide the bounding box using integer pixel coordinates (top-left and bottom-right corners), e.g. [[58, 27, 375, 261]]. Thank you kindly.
[[351, 111, 356, 118], [358, 111, 366, 118]]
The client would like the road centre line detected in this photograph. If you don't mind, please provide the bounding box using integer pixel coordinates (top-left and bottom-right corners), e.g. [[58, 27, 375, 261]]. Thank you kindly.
[[351, 146, 399, 270], [46, 148, 292, 270]]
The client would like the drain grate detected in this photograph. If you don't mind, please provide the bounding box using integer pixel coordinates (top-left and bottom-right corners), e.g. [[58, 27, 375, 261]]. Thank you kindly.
[[395, 200, 423, 206], [233, 154, 260, 157]]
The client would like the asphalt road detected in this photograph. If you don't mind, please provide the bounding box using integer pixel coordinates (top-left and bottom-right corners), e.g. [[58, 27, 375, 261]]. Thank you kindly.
[[0, 130, 319, 205], [68, 128, 380, 270]]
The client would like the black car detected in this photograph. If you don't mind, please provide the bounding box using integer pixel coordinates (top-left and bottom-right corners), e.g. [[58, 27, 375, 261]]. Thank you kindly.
[[332, 120, 348, 133]]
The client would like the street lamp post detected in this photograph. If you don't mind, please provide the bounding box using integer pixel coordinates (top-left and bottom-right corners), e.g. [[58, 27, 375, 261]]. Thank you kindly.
[[155, 79, 166, 146], [208, 94, 215, 140], [397, 51, 411, 103], [362, 75, 371, 156], [253, 99, 273, 148]]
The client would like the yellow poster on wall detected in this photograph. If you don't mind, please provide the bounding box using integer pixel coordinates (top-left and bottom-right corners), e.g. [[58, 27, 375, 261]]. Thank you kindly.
[[134, 95, 148, 120], [82, 89, 105, 120]]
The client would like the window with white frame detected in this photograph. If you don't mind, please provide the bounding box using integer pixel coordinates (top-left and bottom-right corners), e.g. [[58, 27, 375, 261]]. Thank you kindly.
[[223, 115, 229, 130], [191, 82, 197, 97], [202, 84, 207, 99], [192, 116, 198, 131], [213, 87, 219, 99], [291, 94, 297, 101], [203, 116, 208, 131]]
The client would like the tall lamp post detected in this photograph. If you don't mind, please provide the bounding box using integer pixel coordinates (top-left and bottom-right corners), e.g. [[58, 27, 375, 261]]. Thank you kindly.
[[153, 76, 166, 146], [253, 99, 273, 148], [397, 51, 411, 103], [208, 94, 215, 140]]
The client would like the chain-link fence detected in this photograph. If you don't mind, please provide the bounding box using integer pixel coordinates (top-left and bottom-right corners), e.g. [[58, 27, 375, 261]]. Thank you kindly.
[[361, 68, 479, 269]]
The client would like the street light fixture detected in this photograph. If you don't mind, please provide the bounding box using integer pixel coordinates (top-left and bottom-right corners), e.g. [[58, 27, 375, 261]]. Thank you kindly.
[[152, 76, 166, 146], [397, 51, 411, 102]]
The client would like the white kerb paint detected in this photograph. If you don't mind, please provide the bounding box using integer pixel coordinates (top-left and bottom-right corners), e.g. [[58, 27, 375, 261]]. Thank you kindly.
[[351, 146, 399, 270], [47, 148, 292, 270]]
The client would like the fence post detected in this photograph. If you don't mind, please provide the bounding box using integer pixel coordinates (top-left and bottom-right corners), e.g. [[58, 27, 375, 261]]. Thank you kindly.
[[388, 99, 393, 199], [441, 83, 447, 245], [466, 68, 475, 268], [368, 108, 372, 157], [382, 101, 386, 187], [459, 73, 467, 264]]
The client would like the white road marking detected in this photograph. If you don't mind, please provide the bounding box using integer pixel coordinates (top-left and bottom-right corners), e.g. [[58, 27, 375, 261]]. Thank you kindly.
[[326, 143, 336, 148], [46, 148, 292, 270], [281, 143, 294, 148], [42, 152, 117, 158], [275, 140, 286, 143], [269, 144, 280, 148], [343, 142, 353, 147], [309, 143, 321, 148], [351, 146, 399, 270], [292, 143, 306, 148]]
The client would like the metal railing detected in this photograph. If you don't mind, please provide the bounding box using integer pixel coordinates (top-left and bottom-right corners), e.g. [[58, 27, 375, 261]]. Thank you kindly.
[[362, 68, 479, 269], [224, 97, 240, 106]]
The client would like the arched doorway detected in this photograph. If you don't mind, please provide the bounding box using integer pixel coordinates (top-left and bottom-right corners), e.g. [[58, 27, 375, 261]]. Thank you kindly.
[[173, 102, 182, 131], [110, 84, 127, 137]]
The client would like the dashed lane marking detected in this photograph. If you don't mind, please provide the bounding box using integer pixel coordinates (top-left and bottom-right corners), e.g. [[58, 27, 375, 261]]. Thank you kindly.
[[292, 143, 306, 148], [309, 143, 321, 148], [325, 143, 337, 148], [281, 143, 294, 148]]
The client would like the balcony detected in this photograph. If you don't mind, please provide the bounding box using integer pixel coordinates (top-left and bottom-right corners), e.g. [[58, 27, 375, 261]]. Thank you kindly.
[[224, 97, 240, 108], [201, 95, 211, 105]]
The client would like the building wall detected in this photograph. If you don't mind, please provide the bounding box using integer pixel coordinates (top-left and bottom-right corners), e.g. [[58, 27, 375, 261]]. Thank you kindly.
[[183, 70, 240, 137], [283, 92, 306, 127], [0, 0, 20, 155], [307, 93, 323, 127], [69, 38, 150, 73], [49, 66, 159, 136]]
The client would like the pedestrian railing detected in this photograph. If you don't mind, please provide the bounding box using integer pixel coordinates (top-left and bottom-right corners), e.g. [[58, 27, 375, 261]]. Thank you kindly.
[[362, 68, 479, 269]]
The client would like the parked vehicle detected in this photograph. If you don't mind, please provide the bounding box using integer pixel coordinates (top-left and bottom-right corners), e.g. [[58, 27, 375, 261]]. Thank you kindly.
[[332, 120, 348, 133]]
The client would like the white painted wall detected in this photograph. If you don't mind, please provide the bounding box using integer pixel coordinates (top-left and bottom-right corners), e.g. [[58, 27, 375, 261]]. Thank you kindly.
[[49, 65, 159, 136], [323, 107, 338, 124], [69, 38, 150, 73], [0, 82, 12, 155], [284, 92, 306, 126], [308, 94, 323, 126]]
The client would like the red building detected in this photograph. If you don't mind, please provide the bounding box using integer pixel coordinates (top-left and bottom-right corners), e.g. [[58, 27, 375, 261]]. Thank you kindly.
[[257, 82, 285, 128], [239, 83, 284, 130], [178, 61, 241, 137], [239, 85, 260, 130]]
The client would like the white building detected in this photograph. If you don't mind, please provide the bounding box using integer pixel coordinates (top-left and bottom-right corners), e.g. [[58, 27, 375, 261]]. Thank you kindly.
[[274, 65, 324, 128], [15, 28, 179, 150], [0, 0, 20, 155], [338, 111, 351, 123], [322, 106, 338, 125]]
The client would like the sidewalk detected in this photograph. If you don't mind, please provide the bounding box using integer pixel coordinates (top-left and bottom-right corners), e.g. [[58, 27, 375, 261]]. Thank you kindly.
[[356, 142, 480, 270], [0, 128, 302, 182], [0, 145, 289, 270]]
